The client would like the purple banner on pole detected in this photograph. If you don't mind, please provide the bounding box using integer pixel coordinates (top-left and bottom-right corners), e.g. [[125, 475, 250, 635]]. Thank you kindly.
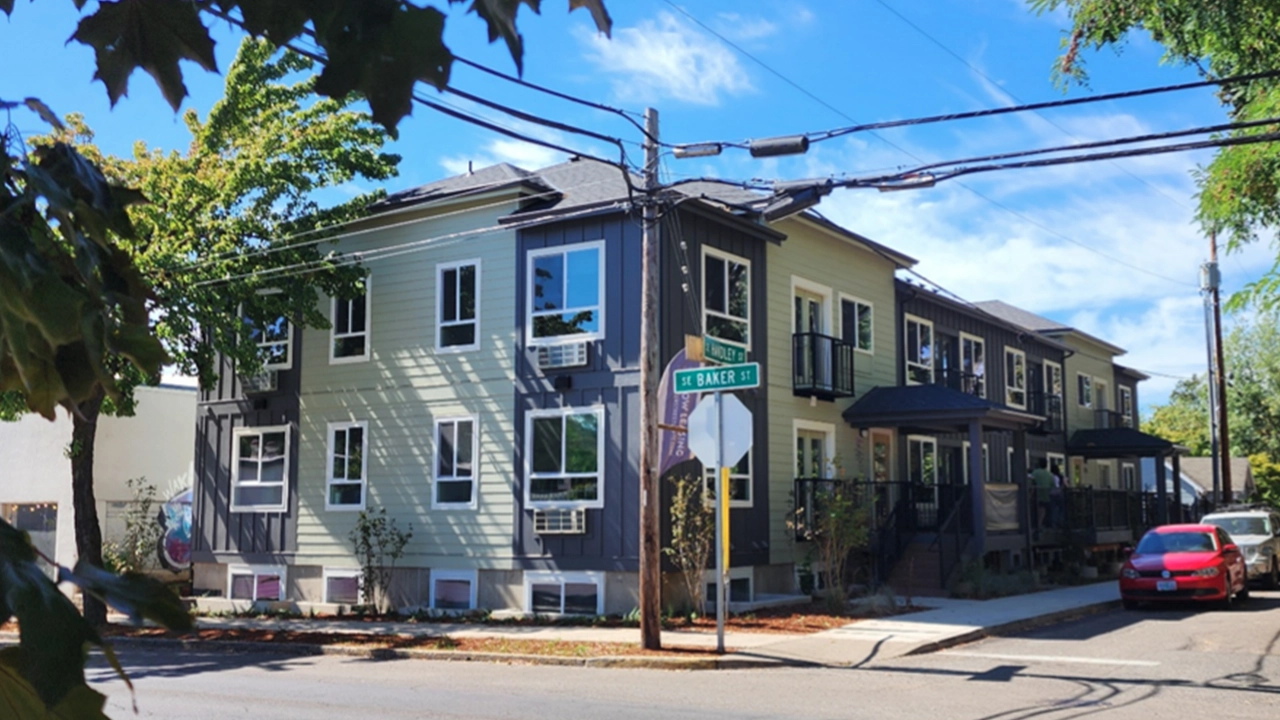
[[658, 348, 702, 478]]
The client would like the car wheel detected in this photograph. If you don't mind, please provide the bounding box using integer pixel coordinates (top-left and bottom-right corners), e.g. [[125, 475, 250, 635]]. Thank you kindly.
[[1268, 560, 1280, 590], [1218, 577, 1234, 611], [1122, 599, 1139, 611]]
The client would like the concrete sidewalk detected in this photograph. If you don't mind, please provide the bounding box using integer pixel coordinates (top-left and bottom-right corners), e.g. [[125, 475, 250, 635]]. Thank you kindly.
[[185, 581, 1120, 667]]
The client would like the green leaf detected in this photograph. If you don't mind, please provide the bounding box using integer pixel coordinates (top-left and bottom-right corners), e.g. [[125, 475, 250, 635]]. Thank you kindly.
[[0, 661, 53, 720], [49, 685, 110, 720], [59, 560, 193, 631]]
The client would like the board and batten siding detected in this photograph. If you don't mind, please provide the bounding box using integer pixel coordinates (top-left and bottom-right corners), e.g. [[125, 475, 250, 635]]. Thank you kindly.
[[293, 202, 520, 570], [764, 218, 900, 567]]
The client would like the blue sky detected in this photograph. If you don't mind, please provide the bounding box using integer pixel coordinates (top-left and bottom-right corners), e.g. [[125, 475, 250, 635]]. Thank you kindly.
[[2, 0, 1266, 411]]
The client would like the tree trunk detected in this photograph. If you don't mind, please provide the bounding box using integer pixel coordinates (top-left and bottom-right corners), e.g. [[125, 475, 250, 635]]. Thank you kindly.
[[71, 386, 107, 627]]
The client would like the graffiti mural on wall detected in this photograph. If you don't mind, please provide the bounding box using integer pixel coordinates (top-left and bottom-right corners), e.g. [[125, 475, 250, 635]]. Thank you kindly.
[[157, 488, 192, 571]]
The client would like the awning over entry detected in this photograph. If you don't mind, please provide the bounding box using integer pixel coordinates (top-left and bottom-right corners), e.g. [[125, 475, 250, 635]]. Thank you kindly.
[[841, 384, 1043, 433], [1067, 427, 1184, 459]]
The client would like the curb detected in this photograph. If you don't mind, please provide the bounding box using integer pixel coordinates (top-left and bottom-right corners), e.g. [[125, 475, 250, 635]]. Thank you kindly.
[[901, 599, 1122, 657], [79, 636, 787, 672]]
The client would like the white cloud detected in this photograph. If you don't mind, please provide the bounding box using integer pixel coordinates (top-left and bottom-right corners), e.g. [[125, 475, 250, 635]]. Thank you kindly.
[[577, 12, 753, 106], [440, 138, 564, 176], [714, 12, 778, 42]]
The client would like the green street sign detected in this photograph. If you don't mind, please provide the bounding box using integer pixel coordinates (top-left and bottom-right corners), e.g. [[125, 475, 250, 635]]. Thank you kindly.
[[703, 336, 747, 365], [674, 362, 760, 394]]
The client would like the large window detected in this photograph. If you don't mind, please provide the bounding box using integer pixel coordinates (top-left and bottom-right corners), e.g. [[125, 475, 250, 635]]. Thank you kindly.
[[326, 421, 367, 511], [1044, 360, 1063, 399], [527, 408, 603, 509], [525, 571, 604, 615], [243, 310, 292, 371], [904, 315, 934, 385], [840, 296, 873, 354], [228, 565, 285, 601], [1077, 373, 1093, 408], [438, 260, 480, 350], [1121, 463, 1136, 491], [1120, 386, 1134, 427], [960, 332, 985, 397], [703, 451, 752, 507], [1004, 347, 1027, 409], [331, 279, 370, 363], [528, 243, 603, 344], [704, 247, 750, 347], [231, 426, 289, 512], [908, 436, 937, 484], [434, 417, 477, 509]]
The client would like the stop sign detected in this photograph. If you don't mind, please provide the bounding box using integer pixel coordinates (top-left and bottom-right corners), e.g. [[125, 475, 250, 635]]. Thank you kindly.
[[686, 393, 753, 468]]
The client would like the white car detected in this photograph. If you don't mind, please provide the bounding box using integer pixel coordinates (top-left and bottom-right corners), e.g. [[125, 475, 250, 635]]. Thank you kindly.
[[1201, 506, 1280, 589]]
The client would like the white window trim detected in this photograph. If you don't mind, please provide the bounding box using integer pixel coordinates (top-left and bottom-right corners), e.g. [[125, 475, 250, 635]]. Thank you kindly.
[[702, 450, 753, 508], [1121, 462, 1137, 491], [526, 241, 605, 347], [242, 291, 293, 371], [839, 293, 875, 355], [525, 406, 606, 510], [322, 567, 363, 605], [1077, 372, 1093, 408], [962, 441, 990, 483], [430, 569, 479, 611], [1094, 377, 1111, 411], [229, 425, 290, 513], [1120, 386, 1134, 425], [329, 277, 372, 364], [793, 419, 837, 478], [702, 245, 752, 351], [437, 259, 482, 353], [325, 421, 368, 512], [791, 276, 833, 334], [907, 435, 938, 484], [904, 314, 934, 385], [524, 570, 605, 616], [959, 332, 986, 397], [1043, 360, 1063, 395], [227, 564, 287, 602], [702, 565, 754, 605], [433, 415, 479, 510], [1004, 347, 1028, 410]]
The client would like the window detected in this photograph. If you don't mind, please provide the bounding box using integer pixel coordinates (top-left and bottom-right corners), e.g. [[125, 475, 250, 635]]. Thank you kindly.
[[794, 420, 835, 478], [704, 247, 750, 347], [908, 436, 937, 484], [528, 243, 603, 344], [961, 442, 989, 484], [434, 417, 477, 508], [904, 315, 934, 384], [1098, 461, 1113, 489], [431, 570, 477, 611], [840, 296, 873, 353], [526, 408, 604, 509], [705, 567, 754, 608], [1077, 373, 1093, 408], [525, 571, 603, 615], [960, 333, 985, 397], [703, 451, 751, 507], [1047, 452, 1067, 481], [1044, 360, 1064, 399], [1004, 348, 1027, 409], [331, 279, 370, 363], [326, 421, 367, 510], [243, 308, 292, 370], [1120, 386, 1134, 427], [231, 426, 289, 512], [1121, 463, 1136, 491], [323, 568, 362, 605], [438, 260, 480, 350], [228, 565, 285, 601], [1094, 378, 1110, 411]]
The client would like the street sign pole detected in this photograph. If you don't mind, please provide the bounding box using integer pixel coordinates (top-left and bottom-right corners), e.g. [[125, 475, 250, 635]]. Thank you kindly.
[[714, 389, 726, 654]]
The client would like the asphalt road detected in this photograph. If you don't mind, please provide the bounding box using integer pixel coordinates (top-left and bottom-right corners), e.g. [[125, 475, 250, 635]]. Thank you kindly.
[[91, 589, 1280, 719]]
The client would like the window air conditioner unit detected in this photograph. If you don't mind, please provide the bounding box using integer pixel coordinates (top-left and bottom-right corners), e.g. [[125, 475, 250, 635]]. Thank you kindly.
[[536, 342, 589, 370], [533, 508, 586, 535], [241, 371, 278, 394]]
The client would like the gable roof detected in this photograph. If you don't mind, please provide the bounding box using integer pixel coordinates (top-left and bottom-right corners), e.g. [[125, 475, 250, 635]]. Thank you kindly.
[[898, 281, 1073, 354], [1175, 457, 1255, 494], [372, 162, 550, 211], [974, 299, 1127, 356]]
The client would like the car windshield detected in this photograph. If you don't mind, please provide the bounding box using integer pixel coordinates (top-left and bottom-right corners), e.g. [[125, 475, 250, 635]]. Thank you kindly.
[[1207, 516, 1270, 537], [1136, 531, 1217, 554]]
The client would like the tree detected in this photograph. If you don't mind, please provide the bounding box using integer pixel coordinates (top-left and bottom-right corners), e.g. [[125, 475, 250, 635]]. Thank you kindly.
[[1142, 374, 1210, 455], [1029, 0, 1280, 310]]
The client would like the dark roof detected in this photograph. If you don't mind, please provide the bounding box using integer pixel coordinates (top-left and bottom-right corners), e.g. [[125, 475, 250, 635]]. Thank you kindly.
[[1114, 364, 1150, 381], [372, 163, 550, 210], [842, 384, 1042, 431], [1176, 457, 1255, 493], [1067, 427, 1176, 458], [897, 280, 1072, 354], [974, 300, 1126, 356]]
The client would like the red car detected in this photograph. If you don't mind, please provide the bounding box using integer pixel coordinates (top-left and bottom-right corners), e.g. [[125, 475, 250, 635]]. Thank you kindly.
[[1120, 524, 1249, 610]]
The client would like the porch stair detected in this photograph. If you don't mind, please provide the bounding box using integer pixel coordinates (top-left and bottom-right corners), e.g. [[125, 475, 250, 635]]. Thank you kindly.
[[886, 540, 948, 598]]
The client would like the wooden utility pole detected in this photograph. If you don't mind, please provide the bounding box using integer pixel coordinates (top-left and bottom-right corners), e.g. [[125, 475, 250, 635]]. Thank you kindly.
[[638, 107, 662, 650], [1210, 233, 1233, 500]]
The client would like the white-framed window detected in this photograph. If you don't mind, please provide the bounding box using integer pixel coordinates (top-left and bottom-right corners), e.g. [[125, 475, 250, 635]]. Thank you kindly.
[[904, 315, 934, 385], [1077, 373, 1093, 408], [228, 564, 286, 601], [438, 259, 480, 351], [1121, 462, 1136, 491], [242, 303, 292, 371], [326, 421, 367, 511], [907, 435, 937, 484], [961, 441, 989, 484], [525, 571, 604, 616], [703, 451, 752, 507], [434, 416, 478, 509], [430, 569, 478, 611], [792, 278, 832, 335], [1098, 461, 1114, 489], [704, 566, 754, 607], [1004, 347, 1027, 409], [526, 407, 604, 509], [330, 278, 371, 363], [703, 246, 751, 348], [527, 242, 604, 345], [794, 419, 836, 478], [1120, 386, 1134, 427], [1005, 448, 1031, 483], [323, 567, 362, 605], [1094, 377, 1110, 411], [230, 426, 289, 512], [840, 294, 874, 354], [1044, 360, 1064, 399], [959, 332, 986, 397]]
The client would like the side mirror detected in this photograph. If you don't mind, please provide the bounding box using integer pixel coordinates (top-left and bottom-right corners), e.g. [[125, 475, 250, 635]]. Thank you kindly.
[[1223, 543, 1239, 553]]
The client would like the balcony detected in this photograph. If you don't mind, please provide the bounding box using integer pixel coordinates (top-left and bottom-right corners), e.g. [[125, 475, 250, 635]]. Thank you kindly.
[[934, 368, 985, 397], [793, 332, 855, 401], [1027, 391, 1065, 433], [1094, 408, 1133, 429]]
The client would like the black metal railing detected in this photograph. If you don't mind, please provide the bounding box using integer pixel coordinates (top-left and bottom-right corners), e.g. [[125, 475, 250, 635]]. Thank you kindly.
[[934, 368, 986, 398], [1025, 486, 1226, 539], [1094, 408, 1131, 429], [930, 491, 973, 590], [793, 333, 856, 400], [1027, 392, 1065, 433]]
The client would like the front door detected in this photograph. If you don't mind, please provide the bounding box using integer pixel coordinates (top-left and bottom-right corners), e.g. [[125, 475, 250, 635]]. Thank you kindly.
[[908, 436, 939, 529], [796, 429, 829, 478]]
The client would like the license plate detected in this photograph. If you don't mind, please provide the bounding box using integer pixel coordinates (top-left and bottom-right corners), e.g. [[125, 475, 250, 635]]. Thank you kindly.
[[1156, 580, 1177, 592]]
